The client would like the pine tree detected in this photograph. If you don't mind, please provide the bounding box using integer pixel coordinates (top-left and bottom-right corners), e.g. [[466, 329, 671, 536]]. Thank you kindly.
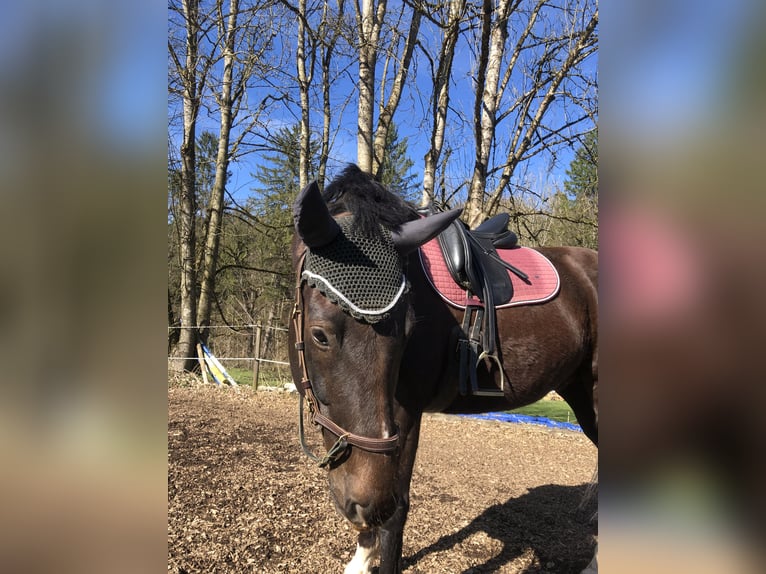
[[377, 123, 419, 202], [249, 125, 320, 301], [564, 128, 597, 200], [547, 128, 598, 249], [252, 125, 306, 209]]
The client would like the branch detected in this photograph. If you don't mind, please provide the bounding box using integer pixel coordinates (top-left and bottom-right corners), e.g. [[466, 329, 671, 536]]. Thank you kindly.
[[487, 9, 599, 214], [215, 263, 290, 277]]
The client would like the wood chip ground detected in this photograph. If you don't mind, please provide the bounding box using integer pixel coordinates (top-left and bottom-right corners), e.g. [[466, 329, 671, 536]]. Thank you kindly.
[[168, 382, 597, 573]]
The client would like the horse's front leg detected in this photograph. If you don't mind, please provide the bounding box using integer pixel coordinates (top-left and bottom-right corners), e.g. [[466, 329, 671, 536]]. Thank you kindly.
[[377, 415, 423, 574], [377, 503, 407, 573], [344, 529, 380, 574]]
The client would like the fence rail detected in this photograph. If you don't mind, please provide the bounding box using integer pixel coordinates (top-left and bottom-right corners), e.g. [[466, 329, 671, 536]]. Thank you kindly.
[[169, 357, 289, 365], [168, 324, 289, 332], [168, 323, 291, 387]]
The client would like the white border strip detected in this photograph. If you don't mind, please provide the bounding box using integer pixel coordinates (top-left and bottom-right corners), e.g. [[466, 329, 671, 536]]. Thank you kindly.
[[302, 269, 407, 317]]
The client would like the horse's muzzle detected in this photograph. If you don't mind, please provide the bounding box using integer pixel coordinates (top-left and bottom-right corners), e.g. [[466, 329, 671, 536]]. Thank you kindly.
[[332, 484, 398, 530]]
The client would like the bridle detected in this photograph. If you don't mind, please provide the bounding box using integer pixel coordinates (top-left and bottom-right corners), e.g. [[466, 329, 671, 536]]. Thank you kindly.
[[292, 252, 400, 468]]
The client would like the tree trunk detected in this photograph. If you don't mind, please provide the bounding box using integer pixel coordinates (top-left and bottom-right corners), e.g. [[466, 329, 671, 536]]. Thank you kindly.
[[422, 0, 465, 206], [356, 0, 386, 172], [484, 10, 599, 217], [173, 0, 201, 373], [168, 289, 180, 354], [296, 0, 312, 190], [466, 0, 511, 227], [316, 0, 346, 188], [197, 0, 239, 343], [465, 0, 597, 226], [371, 5, 421, 178]]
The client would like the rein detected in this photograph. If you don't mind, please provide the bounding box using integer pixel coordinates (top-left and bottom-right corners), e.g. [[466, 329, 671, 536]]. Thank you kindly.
[[292, 253, 400, 468]]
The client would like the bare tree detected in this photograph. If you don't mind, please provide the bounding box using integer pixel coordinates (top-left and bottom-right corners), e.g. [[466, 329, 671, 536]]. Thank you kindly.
[[295, 0, 314, 189], [466, 0, 520, 225], [464, 0, 598, 226], [422, 0, 467, 205], [318, 0, 348, 186], [281, 0, 352, 188], [168, 0, 282, 370], [168, 0, 208, 370], [353, 0, 424, 176], [196, 0, 241, 343], [354, 0, 386, 171], [371, 2, 421, 178]]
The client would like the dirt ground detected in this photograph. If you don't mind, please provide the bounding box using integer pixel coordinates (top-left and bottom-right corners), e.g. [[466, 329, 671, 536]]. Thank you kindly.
[[168, 378, 597, 573]]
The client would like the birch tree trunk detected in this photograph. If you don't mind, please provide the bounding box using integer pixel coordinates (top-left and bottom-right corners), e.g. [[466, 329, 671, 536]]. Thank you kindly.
[[296, 0, 313, 190], [464, 0, 596, 228], [197, 0, 239, 343], [355, 0, 386, 172], [370, 5, 421, 178], [292, 0, 348, 189], [170, 0, 201, 372], [466, 0, 513, 227], [318, 0, 344, 188], [422, 0, 466, 206], [169, 0, 287, 372], [483, 10, 599, 217]]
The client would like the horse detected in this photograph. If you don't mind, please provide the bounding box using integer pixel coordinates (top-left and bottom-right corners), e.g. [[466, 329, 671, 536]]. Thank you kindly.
[[287, 165, 598, 574]]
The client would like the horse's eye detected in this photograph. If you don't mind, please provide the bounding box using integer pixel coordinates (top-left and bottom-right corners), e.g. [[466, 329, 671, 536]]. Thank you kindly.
[[310, 327, 330, 347]]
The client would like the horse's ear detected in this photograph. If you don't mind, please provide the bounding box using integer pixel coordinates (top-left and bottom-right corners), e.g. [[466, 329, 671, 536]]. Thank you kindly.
[[391, 208, 463, 255], [293, 181, 341, 248]]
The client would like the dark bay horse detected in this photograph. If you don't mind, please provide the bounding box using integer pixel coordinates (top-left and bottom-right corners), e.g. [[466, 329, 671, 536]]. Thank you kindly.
[[288, 165, 598, 574]]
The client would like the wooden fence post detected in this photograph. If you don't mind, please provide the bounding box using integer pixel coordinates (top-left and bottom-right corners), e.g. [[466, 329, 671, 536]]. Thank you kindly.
[[196, 343, 209, 385], [253, 325, 263, 389]]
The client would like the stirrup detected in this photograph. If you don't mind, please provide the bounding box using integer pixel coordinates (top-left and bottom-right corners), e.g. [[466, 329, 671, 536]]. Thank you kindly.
[[477, 350, 505, 391]]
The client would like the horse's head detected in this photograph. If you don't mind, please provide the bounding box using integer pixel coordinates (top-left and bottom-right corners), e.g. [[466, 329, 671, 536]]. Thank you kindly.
[[289, 170, 460, 530]]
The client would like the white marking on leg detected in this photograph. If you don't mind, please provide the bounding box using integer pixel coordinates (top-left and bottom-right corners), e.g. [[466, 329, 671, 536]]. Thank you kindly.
[[343, 536, 380, 574], [581, 542, 598, 574]]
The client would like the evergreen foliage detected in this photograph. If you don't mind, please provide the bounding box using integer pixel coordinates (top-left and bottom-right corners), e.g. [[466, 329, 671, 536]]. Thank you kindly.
[[552, 128, 598, 249], [247, 125, 320, 304], [377, 123, 419, 203], [564, 128, 598, 200]]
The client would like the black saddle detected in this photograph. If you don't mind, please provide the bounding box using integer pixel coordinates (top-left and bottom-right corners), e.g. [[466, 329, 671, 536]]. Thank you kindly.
[[425, 206, 530, 397], [437, 212, 520, 308]]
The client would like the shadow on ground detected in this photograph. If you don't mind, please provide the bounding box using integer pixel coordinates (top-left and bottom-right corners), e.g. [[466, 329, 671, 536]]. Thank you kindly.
[[403, 483, 597, 573]]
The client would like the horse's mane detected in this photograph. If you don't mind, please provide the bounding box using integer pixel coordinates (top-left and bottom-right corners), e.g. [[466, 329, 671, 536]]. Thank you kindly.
[[322, 164, 419, 239]]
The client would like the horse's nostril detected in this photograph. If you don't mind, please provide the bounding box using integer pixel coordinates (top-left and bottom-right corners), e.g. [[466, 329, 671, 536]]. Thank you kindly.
[[344, 502, 367, 528]]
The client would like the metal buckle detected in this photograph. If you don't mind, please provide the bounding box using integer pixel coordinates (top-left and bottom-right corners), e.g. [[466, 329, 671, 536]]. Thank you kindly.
[[318, 434, 349, 468]]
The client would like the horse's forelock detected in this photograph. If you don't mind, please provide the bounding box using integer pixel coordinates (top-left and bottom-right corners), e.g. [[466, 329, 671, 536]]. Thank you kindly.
[[322, 164, 418, 239]]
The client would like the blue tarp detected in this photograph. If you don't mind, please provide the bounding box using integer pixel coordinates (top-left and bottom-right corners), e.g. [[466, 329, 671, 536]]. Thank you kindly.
[[459, 412, 582, 433]]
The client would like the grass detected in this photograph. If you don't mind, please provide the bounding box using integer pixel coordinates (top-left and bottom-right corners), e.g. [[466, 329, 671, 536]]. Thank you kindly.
[[222, 367, 577, 424], [505, 398, 577, 424], [226, 366, 291, 389]]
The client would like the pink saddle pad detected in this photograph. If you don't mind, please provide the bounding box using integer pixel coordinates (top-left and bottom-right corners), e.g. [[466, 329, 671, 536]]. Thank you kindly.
[[418, 238, 560, 309]]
